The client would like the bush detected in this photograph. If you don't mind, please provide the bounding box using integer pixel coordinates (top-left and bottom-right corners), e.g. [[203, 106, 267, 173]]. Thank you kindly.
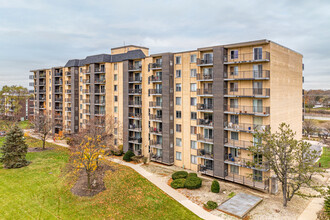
[[142, 157, 148, 164], [184, 176, 202, 189], [172, 171, 188, 180], [188, 173, 197, 178], [123, 150, 135, 162], [228, 192, 236, 198], [204, 201, 218, 210], [171, 179, 186, 189], [211, 180, 220, 193]]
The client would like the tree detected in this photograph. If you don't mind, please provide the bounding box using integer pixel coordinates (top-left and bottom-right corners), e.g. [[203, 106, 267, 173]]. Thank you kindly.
[[32, 111, 53, 150], [0, 124, 29, 168], [249, 123, 324, 207], [303, 119, 316, 136]]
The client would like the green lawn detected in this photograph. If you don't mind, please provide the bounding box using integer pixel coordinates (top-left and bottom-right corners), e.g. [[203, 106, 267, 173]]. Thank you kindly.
[[319, 146, 330, 169], [0, 120, 32, 131], [0, 137, 200, 219]]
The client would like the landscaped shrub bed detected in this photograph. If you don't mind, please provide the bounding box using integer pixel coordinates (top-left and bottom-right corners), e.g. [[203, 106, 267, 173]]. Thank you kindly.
[[170, 179, 186, 189], [204, 201, 218, 210], [172, 171, 188, 180], [211, 180, 220, 193], [170, 171, 202, 189], [184, 176, 202, 189], [123, 150, 135, 162], [187, 173, 197, 178]]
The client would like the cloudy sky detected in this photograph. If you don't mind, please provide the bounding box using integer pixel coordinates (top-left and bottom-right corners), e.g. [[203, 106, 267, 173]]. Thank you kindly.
[[0, 0, 329, 90]]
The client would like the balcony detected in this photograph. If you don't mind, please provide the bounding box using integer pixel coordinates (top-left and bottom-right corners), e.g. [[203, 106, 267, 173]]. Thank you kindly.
[[149, 127, 162, 135], [224, 70, 270, 81], [129, 124, 142, 132], [197, 134, 213, 143], [82, 99, 90, 104], [128, 65, 142, 72], [149, 89, 162, 95], [65, 107, 71, 112], [129, 77, 142, 83], [197, 103, 213, 112], [54, 71, 63, 77], [82, 89, 90, 94], [198, 164, 214, 176], [149, 114, 162, 122], [149, 101, 162, 108], [197, 149, 213, 160], [54, 97, 62, 102], [54, 89, 62, 94], [54, 81, 63, 86], [55, 106, 63, 111], [65, 98, 71, 103], [224, 88, 270, 98], [224, 122, 270, 133], [39, 89, 46, 94], [225, 173, 269, 191], [65, 116, 71, 121], [95, 110, 105, 116], [128, 113, 142, 120], [95, 89, 105, 94], [197, 73, 213, 81], [65, 126, 72, 131], [149, 140, 162, 149], [128, 100, 142, 107], [149, 63, 162, 70], [65, 81, 71, 85], [95, 99, 105, 105], [54, 114, 62, 120], [65, 90, 72, 94], [82, 109, 90, 115], [94, 67, 105, 73], [54, 124, 62, 128], [128, 137, 142, 144], [224, 105, 270, 116], [224, 155, 269, 171], [39, 73, 46, 78], [224, 51, 270, 64], [150, 153, 163, 162], [197, 58, 213, 66], [39, 96, 46, 101], [95, 79, 106, 84], [224, 138, 253, 150], [83, 79, 90, 84], [197, 119, 214, 127], [65, 71, 71, 76], [150, 75, 162, 83], [128, 89, 142, 95], [197, 88, 213, 96]]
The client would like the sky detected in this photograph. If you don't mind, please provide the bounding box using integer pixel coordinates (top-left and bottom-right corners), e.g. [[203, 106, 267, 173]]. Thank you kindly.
[[0, 0, 329, 90]]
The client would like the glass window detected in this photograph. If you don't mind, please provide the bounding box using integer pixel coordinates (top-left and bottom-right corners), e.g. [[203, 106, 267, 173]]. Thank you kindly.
[[190, 83, 197, 92], [230, 50, 239, 59], [114, 106, 118, 113], [176, 138, 182, 147], [114, 96, 118, 102], [191, 126, 197, 134], [114, 63, 118, 70], [191, 155, 197, 164], [190, 54, 197, 63], [176, 97, 181, 105], [176, 151, 182, 160], [191, 112, 197, 120], [114, 74, 117, 81], [176, 56, 181, 64], [191, 97, 197, 106], [190, 69, 197, 77], [176, 111, 181, 118], [230, 165, 239, 174], [176, 124, 181, 132], [230, 115, 239, 124], [191, 140, 197, 149], [231, 132, 239, 140], [176, 70, 181, 78], [176, 83, 182, 92], [114, 85, 117, 91]]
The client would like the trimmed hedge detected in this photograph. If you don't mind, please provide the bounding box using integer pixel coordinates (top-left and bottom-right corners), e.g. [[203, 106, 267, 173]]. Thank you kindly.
[[123, 150, 135, 162], [184, 176, 202, 189], [211, 180, 220, 193], [187, 173, 197, 178], [171, 179, 186, 189], [172, 171, 188, 180], [204, 201, 218, 210]]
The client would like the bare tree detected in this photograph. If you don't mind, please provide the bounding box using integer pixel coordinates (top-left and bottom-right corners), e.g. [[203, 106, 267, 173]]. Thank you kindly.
[[32, 111, 53, 149], [303, 119, 316, 137]]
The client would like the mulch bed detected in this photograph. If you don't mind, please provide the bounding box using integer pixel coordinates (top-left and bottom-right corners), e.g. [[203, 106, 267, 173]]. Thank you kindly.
[[71, 164, 116, 197]]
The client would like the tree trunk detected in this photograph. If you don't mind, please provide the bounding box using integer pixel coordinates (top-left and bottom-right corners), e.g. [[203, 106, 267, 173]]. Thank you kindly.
[[282, 181, 287, 207], [87, 172, 91, 189], [42, 137, 46, 149]]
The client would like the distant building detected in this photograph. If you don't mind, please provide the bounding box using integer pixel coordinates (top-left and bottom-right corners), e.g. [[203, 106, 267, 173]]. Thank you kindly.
[[0, 92, 33, 120]]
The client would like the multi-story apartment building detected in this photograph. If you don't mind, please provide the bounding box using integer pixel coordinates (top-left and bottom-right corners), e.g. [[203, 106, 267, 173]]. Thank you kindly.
[[29, 39, 303, 192]]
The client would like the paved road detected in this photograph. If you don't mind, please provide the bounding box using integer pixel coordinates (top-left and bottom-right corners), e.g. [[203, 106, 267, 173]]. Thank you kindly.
[[304, 115, 330, 121]]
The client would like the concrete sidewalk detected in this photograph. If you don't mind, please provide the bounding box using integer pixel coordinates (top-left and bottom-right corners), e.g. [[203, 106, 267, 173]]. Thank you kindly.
[[24, 129, 69, 148], [108, 157, 222, 220]]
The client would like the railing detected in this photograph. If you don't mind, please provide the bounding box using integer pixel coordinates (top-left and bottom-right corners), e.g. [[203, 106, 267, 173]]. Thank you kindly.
[[129, 77, 142, 83], [149, 114, 162, 121], [65, 90, 71, 94], [224, 51, 270, 63], [82, 69, 91, 74], [95, 79, 106, 84], [39, 96, 46, 101], [197, 149, 213, 159], [198, 164, 214, 176], [54, 89, 61, 93], [197, 58, 213, 65], [54, 81, 63, 85], [197, 103, 213, 111], [65, 116, 71, 121], [197, 134, 213, 143], [65, 107, 71, 112], [197, 88, 213, 96], [128, 100, 142, 106], [128, 137, 142, 144], [128, 65, 142, 71], [39, 81, 46, 86], [224, 154, 269, 171], [82, 89, 90, 94], [224, 173, 269, 191], [95, 110, 105, 115], [150, 75, 162, 82], [54, 115, 62, 120], [197, 119, 214, 127], [95, 99, 105, 105], [65, 71, 71, 76], [82, 99, 90, 104], [149, 63, 162, 69], [65, 81, 71, 85], [149, 89, 162, 95], [149, 101, 162, 108], [149, 127, 162, 134], [94, 89, 105, 94], [54, 97, 62, 102], [197, 73, 213, 81], [128, 113, 142, 118], [129, 124, 142, 131], [128, 89, 142, 94], [94, 67, 105, 73], [224, 88, 270, 97], [224, 138, 253, 150], [55, 106, 63, 110], [83, 79, 90, 84], [39, 73, 46, 78], [224, 122, 270, 133], [39, 89, 46, 93], [54, 124, 62, 128], [149, 140, 162, 148], [224, 70, 270, 80], [150, 153, 163, 162], [54, 72, 62, 77], [224, 105, 270, 115], [82, 109, 90, 114], [65, 98, 71, 102]]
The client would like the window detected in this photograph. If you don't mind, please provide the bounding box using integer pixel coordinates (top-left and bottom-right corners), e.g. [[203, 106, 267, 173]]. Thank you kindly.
[[80, 104, 82, 109], [114, 117, 117, 123], [114, 85, 117, 91], [114, 74, 117, 81], [176, 138, 182, 147], [190, 83, 197, 92], [230, 165, 239, 174], [231, 132, 239, 140], [80, 86, 82, 91], [230, 66, 239, 76], [80, 113, 82, 119], [114, 63, 118, 70], [230, 99, 238, 108], [176, 124, 181, 132], [80, 95, 82, 100], [253, 47, 263, 60], [114, 128, 118, 135], [49, 94, 51, 99], [49, 102, 51, 107], [230, 82, 238, 92], [176, 83, 182, 92], [80, 68, 82, 73], [80, 76, 82, 82], [190, 97, 197, 106], [191, 140, 197, 149], [230, 50, 239, 59], [190, 54, 197, 63], [114, 106, 118, 113], [176, 111, 181, 118], [253, 170, 263, 182], [191, 112, 197, 120], [191, 126, 197, 135], [114, 96, 118, 102], [114, 139, 117, 145], [176, 152, 182, 160], [176, 56, 181, 64], [230, 115, 239, 124], [176, 70, 181, 78], [176, 97, 181, 105], [190, 69, 197, 77], [191, 155, 197, 164]]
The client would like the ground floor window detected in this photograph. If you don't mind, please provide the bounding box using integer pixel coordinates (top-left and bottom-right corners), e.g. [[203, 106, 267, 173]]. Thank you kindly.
[[176, 151, 182, 161], [134, 144, 140, 151]]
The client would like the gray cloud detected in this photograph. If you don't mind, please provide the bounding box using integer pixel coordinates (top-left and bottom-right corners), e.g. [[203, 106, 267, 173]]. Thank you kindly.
[[0, 0, 329, 89]]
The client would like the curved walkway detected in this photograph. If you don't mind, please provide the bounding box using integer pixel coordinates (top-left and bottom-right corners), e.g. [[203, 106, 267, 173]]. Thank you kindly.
[[108, 157, 222, 220]]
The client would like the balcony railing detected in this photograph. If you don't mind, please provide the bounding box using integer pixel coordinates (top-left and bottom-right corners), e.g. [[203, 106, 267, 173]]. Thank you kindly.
[[197, 58, 213, 66], [65, 71, 71, 76], [65, 81, 71, 85], [197, 73, 213, 81], [129, 77, 142, 83], [65, 107, 71, 112], [39, 73, 46, 78], [54, 81, 63, 85], [55, 106, 63, 110], [65, 116, 71, 121], [65, 98, 71, 103], [224, 173, 269, 191], [54, 71, 63, 77], [224, 138, 253, 150], [197, 103, 213, 111], [128, 65, 142, 71], [65, 90, 71, 94], [95, 99, 105, 105], [198, 164, 214, 176], [128, 100, 142, 106], [224, 70, 270, 80], [149, 140, 162, 148], [224, 51, 270, 63], [149, 114, 162, 121], [224, 88, 270, 97], [197, 134, 213, 143], [54, 124, 62, 128], [224, 105, 270, 116], [224, 154, 269, 171], [129, 124, 142, 131], [95, 79, 106, 84], [128, 137, 142, 144], [82, 89, 90, 94], [197, 119, 214, 127], [94, 67, 105, 73], [95, 89, 105, 94], [39, 96, 46, 101], [197, 88, 213, 96], [95, 110, 105, 115], [83, 79, 90, 84], [224, 122, 270, 133], [82, 109, 90, 114], [128, 89, 142, 95], [149, 63, 162, 69], [150, 153, 163, 162], [149, 127, 162, 134], [39, 89, 46, 93], [149, 89, 162, 95], [128, 113, 142, 119], [150, 75, 162, 82], [54, 97, 62, 102], [54, 89, 61, 94], [197, 149, 213, 159], [82, 99, 90, 104], [149, 101, 162, 108]]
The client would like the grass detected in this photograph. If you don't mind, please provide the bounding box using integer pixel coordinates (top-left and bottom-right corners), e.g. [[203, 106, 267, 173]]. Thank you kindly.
[[0, 137, 200, 219], [0, 120, 32, 131], [319, 146, 330, 169], [228, 192, 236, 198]]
